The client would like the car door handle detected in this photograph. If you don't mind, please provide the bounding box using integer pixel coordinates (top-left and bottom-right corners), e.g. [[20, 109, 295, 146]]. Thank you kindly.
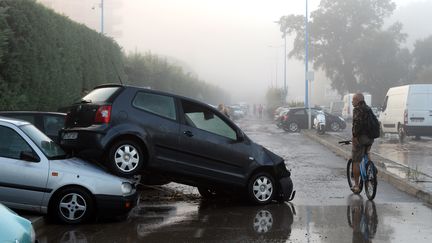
[[183, 131, 194, 137]]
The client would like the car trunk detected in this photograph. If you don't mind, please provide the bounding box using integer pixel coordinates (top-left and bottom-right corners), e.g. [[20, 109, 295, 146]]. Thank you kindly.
[[65, 104, 101, 128]]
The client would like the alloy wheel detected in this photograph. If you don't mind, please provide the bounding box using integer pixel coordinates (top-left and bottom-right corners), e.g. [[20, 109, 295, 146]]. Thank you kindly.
[[252, 176, 274, 202], [115, 144, 140, 172], [59, 193, 87, 221]]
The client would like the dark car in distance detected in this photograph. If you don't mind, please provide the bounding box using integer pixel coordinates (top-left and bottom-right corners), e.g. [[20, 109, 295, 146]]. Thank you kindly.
[[280, 107, 346, 133], [0, 111, 65, 142], [60, 84, 295, 204]]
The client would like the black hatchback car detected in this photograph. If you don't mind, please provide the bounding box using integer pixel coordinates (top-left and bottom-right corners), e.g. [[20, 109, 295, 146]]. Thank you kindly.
[[281, 107, 346, 132], [60, 84, 294, 204]]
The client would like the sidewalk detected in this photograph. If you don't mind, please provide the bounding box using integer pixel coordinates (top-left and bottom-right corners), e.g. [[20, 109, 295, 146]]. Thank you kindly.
[[302, 129, 432, 205]]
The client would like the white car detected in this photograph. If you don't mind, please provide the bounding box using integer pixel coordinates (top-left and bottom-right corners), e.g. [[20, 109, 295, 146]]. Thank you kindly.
[[0, 116, 138, 224]]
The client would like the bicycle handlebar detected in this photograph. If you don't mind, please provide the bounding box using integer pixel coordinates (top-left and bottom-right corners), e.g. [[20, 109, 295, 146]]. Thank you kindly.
[[338, 140, 352, 145]]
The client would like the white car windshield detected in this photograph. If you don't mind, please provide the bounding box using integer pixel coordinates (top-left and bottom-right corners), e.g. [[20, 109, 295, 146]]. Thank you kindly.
[[20, 124, 67, 159]]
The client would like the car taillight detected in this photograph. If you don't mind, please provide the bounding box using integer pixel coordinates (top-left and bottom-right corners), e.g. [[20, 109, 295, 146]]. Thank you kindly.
[[283, 114, 288, 121], [404, 109, 408, 125], [95, 105, 112, 124]]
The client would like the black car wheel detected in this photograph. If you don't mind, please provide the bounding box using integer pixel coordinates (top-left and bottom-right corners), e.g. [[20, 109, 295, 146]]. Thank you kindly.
[[287, 122, 299, 133], [108, 140, 144, 177], [52, 187, 94, 224], [330, 122, 340, 132], [248, 172, 275, 205]]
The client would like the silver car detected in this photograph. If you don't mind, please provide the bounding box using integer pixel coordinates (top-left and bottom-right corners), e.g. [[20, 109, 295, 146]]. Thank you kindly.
[[0, 116, 138, 224]]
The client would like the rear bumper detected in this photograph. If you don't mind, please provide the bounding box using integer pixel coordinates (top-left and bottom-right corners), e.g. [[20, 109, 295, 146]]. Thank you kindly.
[[95, 192, 139, 218], [405, 125, 432, 136], [60, 129, 105, 159]]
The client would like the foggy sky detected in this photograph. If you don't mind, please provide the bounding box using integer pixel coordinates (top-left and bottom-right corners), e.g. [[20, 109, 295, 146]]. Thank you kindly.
[[116, 0, 429, 104]]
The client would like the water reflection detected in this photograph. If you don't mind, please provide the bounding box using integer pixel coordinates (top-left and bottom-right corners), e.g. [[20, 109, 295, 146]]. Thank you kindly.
[[347, 195, 378, 243], [37, 202, 295, 242], [140, 201, 296, 242]]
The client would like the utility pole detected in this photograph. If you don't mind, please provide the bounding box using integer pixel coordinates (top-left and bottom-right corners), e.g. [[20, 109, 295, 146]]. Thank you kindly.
[[100, 0, 104, 34], [284, 32, 287, 101], [305, 0, 310, 128]]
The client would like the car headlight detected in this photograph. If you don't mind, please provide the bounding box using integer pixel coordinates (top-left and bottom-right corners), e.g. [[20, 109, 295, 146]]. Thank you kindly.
[[121, 182, 133, 195]]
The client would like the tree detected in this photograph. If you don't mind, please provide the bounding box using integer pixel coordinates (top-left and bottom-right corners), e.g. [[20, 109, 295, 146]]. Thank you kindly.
[[412, 36, 432, 84], [278, 0, 408, 105]]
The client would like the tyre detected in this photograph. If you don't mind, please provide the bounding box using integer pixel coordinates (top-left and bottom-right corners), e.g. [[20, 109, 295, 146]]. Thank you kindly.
[[248, 172, 275, 205], [330, 122, 340, 132], [51, 187, 94, 224], [287, 122, 300, 133], [346, 159, 363, 194], [108, 140, 144, 177], [198, 187, 218, 200], [365, 162, 377, 200]]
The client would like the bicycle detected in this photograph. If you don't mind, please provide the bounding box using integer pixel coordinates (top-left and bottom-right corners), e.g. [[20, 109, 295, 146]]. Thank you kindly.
[[339, 140, 378, 200]]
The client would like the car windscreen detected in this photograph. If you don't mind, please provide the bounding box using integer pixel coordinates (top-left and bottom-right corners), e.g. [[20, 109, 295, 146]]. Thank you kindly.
[[81, 87, 120, 103], [20, 124, 67, 159]]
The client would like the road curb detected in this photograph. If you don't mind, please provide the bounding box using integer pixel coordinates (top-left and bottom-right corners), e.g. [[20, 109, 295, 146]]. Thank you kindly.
[[302, 130, 432, 205]]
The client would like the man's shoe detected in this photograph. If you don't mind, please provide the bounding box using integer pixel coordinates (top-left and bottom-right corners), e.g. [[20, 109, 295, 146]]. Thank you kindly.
[[351, 185, 360, 194]]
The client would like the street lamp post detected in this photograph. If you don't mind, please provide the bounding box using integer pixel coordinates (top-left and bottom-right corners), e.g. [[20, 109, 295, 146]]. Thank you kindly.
[[305, 0, 310, 129], [284, 32, 287, 100], [100, 0, 104, 34]]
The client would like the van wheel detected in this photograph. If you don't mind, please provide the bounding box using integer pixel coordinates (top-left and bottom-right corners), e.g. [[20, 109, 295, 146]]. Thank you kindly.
[[398, 125, 406, 144], [379, 124, 385, 138], [108, 140, 144, 177]]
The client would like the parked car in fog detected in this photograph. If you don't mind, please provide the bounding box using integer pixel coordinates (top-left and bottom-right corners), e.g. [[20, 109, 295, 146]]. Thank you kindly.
[[0, 111, 65, 143], [60, 84, 295, 204], [0, 117, 138, 224], [281, 107, 346, 133], [0, 203, 36, 243]]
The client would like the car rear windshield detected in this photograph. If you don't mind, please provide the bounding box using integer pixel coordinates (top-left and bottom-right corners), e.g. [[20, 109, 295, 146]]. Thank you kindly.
[[81, 87, 120, 103]]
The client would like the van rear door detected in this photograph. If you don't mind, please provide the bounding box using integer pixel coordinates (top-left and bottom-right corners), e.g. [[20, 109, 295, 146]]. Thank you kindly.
[[407, 91, 432, 127]]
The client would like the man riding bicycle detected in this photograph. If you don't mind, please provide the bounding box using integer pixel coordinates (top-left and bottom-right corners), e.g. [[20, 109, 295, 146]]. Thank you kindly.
[[351, 93, 374, 193]]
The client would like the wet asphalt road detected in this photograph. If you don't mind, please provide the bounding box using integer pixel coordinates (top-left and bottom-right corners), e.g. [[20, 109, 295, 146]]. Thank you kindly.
[[35, 118, 432, 243]]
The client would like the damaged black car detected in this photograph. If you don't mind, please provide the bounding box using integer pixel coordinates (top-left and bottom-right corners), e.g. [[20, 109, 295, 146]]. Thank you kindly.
[[60, 84, 295, 204]]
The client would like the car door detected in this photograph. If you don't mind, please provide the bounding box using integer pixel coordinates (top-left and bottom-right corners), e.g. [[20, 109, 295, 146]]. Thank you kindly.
[[130, 91, 181, 165], [176, 100, 252, 185], [0, 125, 49, 211]]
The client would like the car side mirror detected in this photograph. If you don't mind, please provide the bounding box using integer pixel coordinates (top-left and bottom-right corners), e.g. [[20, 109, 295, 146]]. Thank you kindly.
[[20, 151, 40, 162], [237, 130, 245, 142]]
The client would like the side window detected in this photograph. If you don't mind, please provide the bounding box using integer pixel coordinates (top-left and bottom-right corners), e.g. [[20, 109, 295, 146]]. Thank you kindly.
[[133, 92, 177, 120], [43, 116, 65, 137], [0, 126, 33, 160], [181, 100, 237, 140]]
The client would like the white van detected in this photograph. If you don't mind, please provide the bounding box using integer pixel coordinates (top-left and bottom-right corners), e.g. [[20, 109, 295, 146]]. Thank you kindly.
[[342, 93, 372, 120], [379, 84, 432, 140]]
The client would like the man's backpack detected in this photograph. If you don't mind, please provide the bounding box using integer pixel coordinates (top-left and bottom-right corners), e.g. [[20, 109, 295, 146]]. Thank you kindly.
[[367, 108, 380, 139]]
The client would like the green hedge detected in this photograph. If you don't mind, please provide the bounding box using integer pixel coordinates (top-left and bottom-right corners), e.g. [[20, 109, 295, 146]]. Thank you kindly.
[[0, 0, 229, 111], [0, 0, 124, 111]]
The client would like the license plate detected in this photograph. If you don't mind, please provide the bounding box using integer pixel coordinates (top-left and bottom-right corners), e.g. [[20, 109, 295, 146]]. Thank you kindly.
[[63, 132, 78, 140]]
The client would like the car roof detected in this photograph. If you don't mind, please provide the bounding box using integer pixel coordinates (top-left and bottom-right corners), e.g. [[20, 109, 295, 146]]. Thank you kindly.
[[0, 116, 30, 126], [94, 83, 218, 110]]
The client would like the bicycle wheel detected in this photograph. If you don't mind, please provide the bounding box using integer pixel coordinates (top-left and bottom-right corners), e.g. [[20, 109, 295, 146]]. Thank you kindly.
[[346, 159, 363, 194], [365, 161, 378, 200]]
